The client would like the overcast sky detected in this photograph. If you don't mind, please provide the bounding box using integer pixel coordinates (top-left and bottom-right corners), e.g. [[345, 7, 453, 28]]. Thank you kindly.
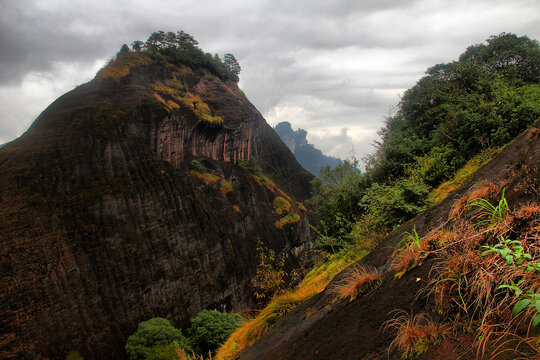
[[1, 0, 539, 159]]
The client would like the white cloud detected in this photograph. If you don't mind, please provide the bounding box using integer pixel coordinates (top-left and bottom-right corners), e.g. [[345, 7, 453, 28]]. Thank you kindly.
[[0, 59, 105, 143]]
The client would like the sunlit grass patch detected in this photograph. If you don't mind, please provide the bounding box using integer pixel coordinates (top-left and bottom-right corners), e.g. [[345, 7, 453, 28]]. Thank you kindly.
[[189, 170, 220, 185], [275, 213, 300, 228], [96, 52, 153, 79]]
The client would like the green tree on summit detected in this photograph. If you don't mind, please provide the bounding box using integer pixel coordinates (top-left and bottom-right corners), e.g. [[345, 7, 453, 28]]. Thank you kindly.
[[224, 53, 241, 76]]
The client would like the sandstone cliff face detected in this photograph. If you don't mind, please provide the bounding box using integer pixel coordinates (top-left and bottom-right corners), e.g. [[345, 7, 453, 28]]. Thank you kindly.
[[0, 54, 312, 359]]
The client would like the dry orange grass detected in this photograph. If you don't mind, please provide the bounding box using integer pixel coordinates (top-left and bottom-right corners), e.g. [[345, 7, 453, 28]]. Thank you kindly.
[[391, 229, 432, 278], [330, 265, 381, 301], [385, 311, 449, 359]]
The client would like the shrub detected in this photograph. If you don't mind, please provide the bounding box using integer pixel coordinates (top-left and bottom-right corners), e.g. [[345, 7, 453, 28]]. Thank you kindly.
[[187, 310, 243, 355], [145, 343, 181, 360], [190, 160, 205, 172], [251, 241, 285, 299], [125, 318, 190, 360], [391, 226, 432, 278], [426, 198, 540, 358]]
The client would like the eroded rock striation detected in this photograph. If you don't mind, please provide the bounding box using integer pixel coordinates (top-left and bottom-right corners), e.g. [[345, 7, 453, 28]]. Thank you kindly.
[[0, 50, 312, 359]]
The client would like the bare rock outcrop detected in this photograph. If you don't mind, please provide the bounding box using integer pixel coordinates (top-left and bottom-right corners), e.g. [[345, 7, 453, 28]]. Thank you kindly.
[[0, 53, 312, 359]]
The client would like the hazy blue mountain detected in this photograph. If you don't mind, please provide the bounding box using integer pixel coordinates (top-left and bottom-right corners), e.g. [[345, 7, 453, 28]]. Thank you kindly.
[[274, 121, 341, 176]]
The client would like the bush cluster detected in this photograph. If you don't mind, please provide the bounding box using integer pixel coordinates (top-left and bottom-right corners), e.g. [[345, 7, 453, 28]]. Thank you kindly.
[[125, 311, 243, 360]]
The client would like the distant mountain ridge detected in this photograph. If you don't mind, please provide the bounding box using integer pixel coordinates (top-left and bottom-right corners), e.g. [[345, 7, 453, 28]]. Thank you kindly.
[[274, 121, 341, 176]]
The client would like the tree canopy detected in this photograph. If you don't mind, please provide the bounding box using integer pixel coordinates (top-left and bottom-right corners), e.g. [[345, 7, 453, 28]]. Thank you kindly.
[[187, 310, 243, 355], [130, 30, 241, 83], [125, 318, 190, 360]]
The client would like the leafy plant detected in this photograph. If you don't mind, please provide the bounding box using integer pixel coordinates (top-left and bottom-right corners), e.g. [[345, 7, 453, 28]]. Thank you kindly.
[[481, 236, 532, 265], [498, 281, 540, 328], [468, 188, 509, 227], [237, 158, 262, 176], [484, 235, 540, 328], [399, 226, 420, 248]]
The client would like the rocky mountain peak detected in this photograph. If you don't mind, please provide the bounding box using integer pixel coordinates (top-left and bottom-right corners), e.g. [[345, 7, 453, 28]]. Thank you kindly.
[[0, 42, 312, 359]]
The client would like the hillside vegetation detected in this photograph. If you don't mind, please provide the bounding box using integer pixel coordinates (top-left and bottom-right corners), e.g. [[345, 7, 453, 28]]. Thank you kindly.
[[214, 32, 540, 360], [310, 32, 539, 251]]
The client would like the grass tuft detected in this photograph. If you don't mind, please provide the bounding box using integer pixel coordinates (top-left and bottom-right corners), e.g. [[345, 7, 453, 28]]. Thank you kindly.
[[385, 311, 449, 359], [330, 265, 381, 301]]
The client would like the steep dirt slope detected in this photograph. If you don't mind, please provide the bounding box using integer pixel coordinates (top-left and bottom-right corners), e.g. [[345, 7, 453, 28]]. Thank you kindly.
[[0, 53, 312, 359], [239, 120, 540, 360]]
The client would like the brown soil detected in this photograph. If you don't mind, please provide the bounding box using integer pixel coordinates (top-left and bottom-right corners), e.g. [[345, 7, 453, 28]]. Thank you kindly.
[[239, 118, 540, 360]]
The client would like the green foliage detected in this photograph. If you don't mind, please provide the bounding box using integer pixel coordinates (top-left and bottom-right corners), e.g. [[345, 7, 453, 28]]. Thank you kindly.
[[275, 213, 301, 228], [314, 235, 349, 254], [308, 157, 367, 242], [251, 241, 286, 299], [308, 33, 539, 266], [360, 179, 431, 229], [497, 279, 540, 328], [459, 32, 540, 83], [399, 226, 420, 248], [144, 343, 179, 360], [468, 188, 509, 227], [481, 236, 532, 265], [408, 146, 463, 187], [187, 310, 243, 355], [223, 54, 241, 76], [125, 318, 190, 360]]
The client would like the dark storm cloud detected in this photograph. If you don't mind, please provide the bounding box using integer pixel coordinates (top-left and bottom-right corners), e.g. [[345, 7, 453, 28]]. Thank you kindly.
[[0, 0, 539, 158]]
